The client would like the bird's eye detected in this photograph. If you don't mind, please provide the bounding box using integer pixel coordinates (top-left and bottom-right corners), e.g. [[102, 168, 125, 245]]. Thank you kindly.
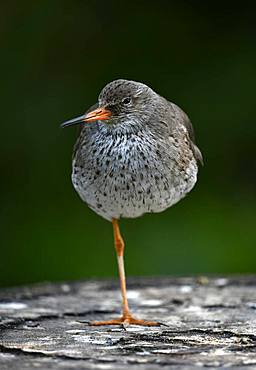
[[122, 97, 131, 105]]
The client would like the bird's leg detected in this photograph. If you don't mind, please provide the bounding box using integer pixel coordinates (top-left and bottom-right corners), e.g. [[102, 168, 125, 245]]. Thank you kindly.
[[90, 219, 161, 327], [113, 217, 130, 318]]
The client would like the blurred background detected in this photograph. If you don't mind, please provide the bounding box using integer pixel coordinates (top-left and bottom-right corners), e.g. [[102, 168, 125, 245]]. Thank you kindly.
[[1, 1, 255, 287]]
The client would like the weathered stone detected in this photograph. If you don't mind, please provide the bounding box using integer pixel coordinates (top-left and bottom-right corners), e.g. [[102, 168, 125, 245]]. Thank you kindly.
[[0, 277, 256, 369]]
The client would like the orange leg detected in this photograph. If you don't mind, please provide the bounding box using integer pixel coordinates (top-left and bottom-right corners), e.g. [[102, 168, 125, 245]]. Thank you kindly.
[[90, 219, 161, 327]]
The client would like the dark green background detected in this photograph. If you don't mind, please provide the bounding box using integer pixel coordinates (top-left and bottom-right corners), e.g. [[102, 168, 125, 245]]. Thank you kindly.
[[1, 1, 255, 287]]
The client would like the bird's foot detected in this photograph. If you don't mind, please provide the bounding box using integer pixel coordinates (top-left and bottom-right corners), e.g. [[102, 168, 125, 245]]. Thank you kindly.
[[89, 314, 161, 327]]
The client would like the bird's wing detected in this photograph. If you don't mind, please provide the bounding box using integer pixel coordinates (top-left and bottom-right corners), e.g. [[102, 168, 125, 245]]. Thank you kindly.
[[168, 101, 203, 165]]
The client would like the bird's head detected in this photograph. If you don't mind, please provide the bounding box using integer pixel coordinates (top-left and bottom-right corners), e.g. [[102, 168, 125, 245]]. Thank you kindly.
[[61, 79, 158, 129]]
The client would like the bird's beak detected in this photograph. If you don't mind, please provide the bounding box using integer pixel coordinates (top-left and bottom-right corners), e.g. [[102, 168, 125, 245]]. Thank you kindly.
[[61, 106, 112, 128]]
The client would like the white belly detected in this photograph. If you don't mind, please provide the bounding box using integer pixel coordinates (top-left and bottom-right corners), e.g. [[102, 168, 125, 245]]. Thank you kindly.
[[72, 156, 198, 221]]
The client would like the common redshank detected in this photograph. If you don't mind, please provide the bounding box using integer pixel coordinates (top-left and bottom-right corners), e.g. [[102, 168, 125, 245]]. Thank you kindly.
[[61, 79, 203, 326]]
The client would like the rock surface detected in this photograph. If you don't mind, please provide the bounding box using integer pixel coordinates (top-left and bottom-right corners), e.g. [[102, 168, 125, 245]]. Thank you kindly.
[[0, 276, 256, 369]]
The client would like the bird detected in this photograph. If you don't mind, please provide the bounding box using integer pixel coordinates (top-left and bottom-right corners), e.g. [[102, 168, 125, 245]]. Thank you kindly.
[[61, 79, 203, 326]]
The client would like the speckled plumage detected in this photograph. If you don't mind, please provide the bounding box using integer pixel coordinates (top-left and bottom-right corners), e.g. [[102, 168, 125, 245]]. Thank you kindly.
[[71, 79, 202, 221]]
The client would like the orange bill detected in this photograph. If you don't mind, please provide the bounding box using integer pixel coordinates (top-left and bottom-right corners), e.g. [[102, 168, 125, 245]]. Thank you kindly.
[[61, 106, 111, 128], [84, 107, 111, 123]]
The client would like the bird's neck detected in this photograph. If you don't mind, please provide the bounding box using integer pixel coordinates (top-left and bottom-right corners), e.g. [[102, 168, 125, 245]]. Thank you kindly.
[[96, 117, 146, 137]]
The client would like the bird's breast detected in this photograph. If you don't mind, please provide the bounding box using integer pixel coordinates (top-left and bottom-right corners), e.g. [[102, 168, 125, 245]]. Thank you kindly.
[[72, 129, 198, 220]]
